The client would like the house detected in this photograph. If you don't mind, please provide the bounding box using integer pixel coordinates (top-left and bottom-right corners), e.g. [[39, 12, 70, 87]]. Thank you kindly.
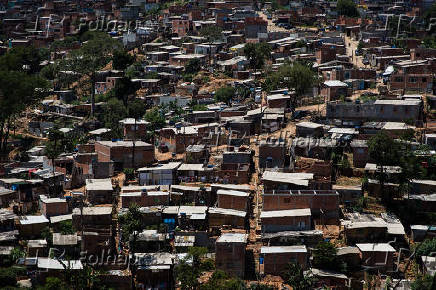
[[85, 179, 113, 204], [295, 122, 324, 138], [171, 185, 212, 205], [258, 139, 288, 169], [50, 214, 72, 232], [73, 206, 114, 255], [88, 128, 112, 141], [411, 179, 436, 195], [159, 123, 219, 153], [262, 188, 339, 223], [266, 94, 291, 109], [131, 230, 169, 252], [350, 139, 369, 168], [260, 209, 312, 233], [185, 144, 209, 164], [27, 239, 48, 257], [120, 191, 170, 208], [215, 233, 248, 278], [337, 247, 361, 270], [326, 99, 424, 126], [169, 54, 206, 66], [185, 111, 217, 124], [208, 207, 247, 229], [422, 256, 436, 276], [311, 268, 350, 289], [0, 209, 16, 232], [137, 162, 181, 185], [261, 245, 308, 275], [172, 19, 191, 36], [245, 17, 267, 39], [36, 258, 83, 282], [262, 171, 314, 191], [342, 214, 388, 244], [388, 59, 433, 94], [321, 80, 349, 101], [133, 252, 186, 288], [52, 233, 80, 258], [72, 207, 113, 231], [356, 243, 396, 272], [410, 225, 436, 242], [119, 118, 150, 140], [39, 196, 69, 217], [17, 215, 49, 237], [293, 138, 336, 161], [0, 187, 17, 208], [177, 164, 211, 183], [406, 194, 436, 213], [95, 140, 155, 170], [217, 189, 250, 211]]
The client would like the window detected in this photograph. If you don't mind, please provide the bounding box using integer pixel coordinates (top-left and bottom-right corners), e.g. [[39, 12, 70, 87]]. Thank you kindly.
[[394, 77, 403, 82], [422, 77, 427, 83], [284, 197, 291, 203], [409, 77, 417, 83]]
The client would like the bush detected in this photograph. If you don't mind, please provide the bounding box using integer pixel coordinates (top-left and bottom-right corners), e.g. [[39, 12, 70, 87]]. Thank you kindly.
[[0, 267, 26, 287], [416, 238, 436, 258], [215, 86, 235, 105], [123, 168, 135, 181]]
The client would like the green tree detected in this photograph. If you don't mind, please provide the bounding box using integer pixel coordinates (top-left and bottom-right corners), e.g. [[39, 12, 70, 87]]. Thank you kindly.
[[281, 262, 314, 290], [118, 203, 143, 243], [263, 62, 317, 110], [200, 270, 246, 290], [41, 226, 53, 246], [10, 247, 25, 263], [0, 70, 47, 152], [176, 260, 200, 290], [45, 127, 64, 174], [144, 107, 166, 131], [101, 97, 127, 134], [312, 242, 342, 271], [279, 62, 317, 96], [367, 132, 401, 202], [185, 58, 202, 75], [40, 63, 58, 81], [112, 49, 135, 70], [199, 26, 223, 65], [337, 0, 360, 17], [244, 43, 272, 75], [38, 277, 68, 290], [58, 220, 76, 235], [215, 86, 235, 105], [410, 274, 434, 290], [0, 46, 43, 73], [125, 62, 144, 79], [415, 238, 436, 258], [58, 32, 121, 115], [127, 99, 147, 167], [176, 247, 211, 290], [0, 267, 26, 287]]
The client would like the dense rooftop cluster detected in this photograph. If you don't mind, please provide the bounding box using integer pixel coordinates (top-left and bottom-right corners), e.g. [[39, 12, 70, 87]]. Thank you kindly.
[[1, 0, 436, 289]]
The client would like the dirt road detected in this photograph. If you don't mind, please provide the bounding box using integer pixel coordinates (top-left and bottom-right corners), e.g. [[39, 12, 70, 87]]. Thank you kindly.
[[258, 11, 290, 33], [345, 36, 366, 68]]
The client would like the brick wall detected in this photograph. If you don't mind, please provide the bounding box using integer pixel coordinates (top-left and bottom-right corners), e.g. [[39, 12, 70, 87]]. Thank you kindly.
[[263, 251, 308, 275], [217, 194, 249, 211], [216, 242, 246, 278]]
